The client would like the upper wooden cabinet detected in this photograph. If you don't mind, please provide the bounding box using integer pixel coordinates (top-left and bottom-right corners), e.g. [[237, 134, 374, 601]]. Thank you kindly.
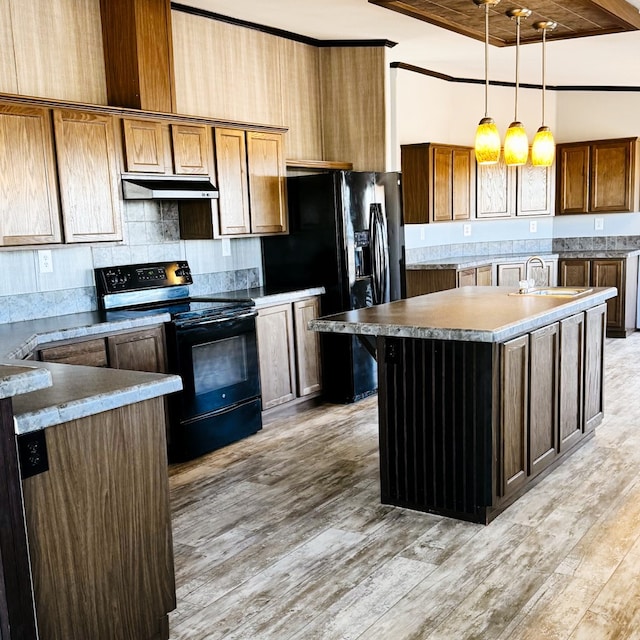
[[122, 118, 212, 175], [214, 128, 287, 236], [477, 153, 551, 219], [401, 143, 474, 223], [556, 137, 638, 214], [0, 104, 62, 246], [52, 109, 122, 243]]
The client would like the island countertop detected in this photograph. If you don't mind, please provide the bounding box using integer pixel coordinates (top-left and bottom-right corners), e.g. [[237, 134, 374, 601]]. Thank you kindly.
[[309, 286, 618, 343]]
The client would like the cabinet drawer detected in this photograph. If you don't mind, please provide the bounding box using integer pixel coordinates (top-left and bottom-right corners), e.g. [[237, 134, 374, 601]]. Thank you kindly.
[[38, 338, 108, 367]]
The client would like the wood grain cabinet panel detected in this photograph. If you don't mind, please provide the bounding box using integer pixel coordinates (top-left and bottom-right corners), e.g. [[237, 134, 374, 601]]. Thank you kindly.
[[293, 298, 322, 397], [22, 397, 175, 640], [477, 155, 515, 219], [214, 127, 251, 235], [38, 338, 108, 367], [247, 131, 288, 234], [107, 326, 167, 373], [559, 313, 584, 453], [0, 104, 62, 245], [500, 334, 529, 498], [558, 258, 590, 287], [517, 162, 552, 216], [584, 304, 606, 433], [496, 263, 525, 287], [592, 259, 624, 329], [256, 303, 296, 409], [171, 123, 211, 175], [476, 264, 493, 286], [528, 323, 559, 477], [122, 118, 167, 173], [53, 109, 122, 243], [556, 137, 637, 214], [401, 142, 474, 223]]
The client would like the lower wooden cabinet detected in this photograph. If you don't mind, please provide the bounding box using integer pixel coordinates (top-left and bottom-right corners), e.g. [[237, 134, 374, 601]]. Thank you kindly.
[[499, 308, 604, 500], [558, 256, 638, 337], [496, 259, 556, 288], [406, 264, 492, 297], [256, 297, 322, 411], [37, 326, 167, 373], [21, 397, 175, 640]]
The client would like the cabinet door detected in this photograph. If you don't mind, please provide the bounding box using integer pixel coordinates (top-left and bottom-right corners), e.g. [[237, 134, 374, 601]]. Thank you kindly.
[[457, 268, 476, 287], [107, 327, 167, 373], [256, 303, 296, 409], [496, 263, 524, 287], [214, 128, 251, 235], [556, 143, 589, 214], [584, 304, 606, 433], [529, 323, 559, 477], [432, 146, 453, 222], [477, 156, 515, 219], [530, 260, 555, 287], [171, 124, 211, 175], [476, 265, 493, 286], [122, 118, 168, 173], [0, 105, 62, 246], [405, 270, 457, 297], [559, 313, 584, 453], [38, 338, 108, 367], [558, 259, 591, 287], [517, 162, 552, 216], [500, 334, 529, 498], [293, 298, 322, 397], [451, 147, 472, 221], [53, 110, 123, 242], [400, 144, 430, 224], [590, 138, 635, 212], [247, 131, 288, 234], [591, 259, 623, 332]]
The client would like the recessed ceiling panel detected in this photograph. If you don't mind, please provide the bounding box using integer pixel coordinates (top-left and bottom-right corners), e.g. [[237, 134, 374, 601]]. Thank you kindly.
[[368, 0, 640, 45]]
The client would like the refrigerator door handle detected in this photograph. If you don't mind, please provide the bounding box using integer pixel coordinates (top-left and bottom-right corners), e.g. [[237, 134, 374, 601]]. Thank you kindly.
[[369, 203, 390, 305]]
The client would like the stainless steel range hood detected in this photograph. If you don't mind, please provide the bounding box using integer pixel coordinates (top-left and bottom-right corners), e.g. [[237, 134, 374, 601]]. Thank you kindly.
[[121, 174, 219, 200]]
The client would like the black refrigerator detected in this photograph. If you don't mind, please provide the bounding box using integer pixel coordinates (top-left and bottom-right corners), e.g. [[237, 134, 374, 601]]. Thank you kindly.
[[261, 170, 406, 403]]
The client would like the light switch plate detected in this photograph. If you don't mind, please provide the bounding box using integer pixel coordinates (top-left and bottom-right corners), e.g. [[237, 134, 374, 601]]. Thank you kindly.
[[529, 221, 537, 233], [595, 217, 604, 231], [463, 224, 471, 237], [221, 237, 231, 257]]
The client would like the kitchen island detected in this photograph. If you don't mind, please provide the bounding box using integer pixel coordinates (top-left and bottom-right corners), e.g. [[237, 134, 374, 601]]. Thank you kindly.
[[309, 285, 617, 523]]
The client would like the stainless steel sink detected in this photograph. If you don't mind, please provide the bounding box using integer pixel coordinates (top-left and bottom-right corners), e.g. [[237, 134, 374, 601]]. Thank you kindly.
[[510, 287, 593, 298]]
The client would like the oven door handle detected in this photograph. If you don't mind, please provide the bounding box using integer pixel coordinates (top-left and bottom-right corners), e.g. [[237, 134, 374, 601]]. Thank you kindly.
[[174, 310, 257, 328]]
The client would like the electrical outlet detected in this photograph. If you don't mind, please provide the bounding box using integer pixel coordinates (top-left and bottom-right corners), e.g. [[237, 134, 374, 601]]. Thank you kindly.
[[38, 250, 53, 273], [529, 221, 537, 233], [420, 226, 426, 241], [594, 217, 604, 231], [221, 237, 231, 257], [463, 224, 472, 237]]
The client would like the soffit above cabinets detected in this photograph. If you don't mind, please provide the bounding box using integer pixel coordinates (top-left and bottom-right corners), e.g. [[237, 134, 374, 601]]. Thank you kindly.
[[368, 0, 640, 46]]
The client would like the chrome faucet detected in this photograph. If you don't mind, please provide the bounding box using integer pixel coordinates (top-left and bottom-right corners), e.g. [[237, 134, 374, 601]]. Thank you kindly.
[[519, 256, 545, 293]]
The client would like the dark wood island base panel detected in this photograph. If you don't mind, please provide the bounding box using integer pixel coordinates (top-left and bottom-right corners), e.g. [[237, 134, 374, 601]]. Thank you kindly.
[[376, 304, 607, 523]]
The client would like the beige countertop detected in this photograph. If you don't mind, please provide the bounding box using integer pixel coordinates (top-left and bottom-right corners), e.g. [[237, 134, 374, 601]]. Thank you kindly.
[[309, 286, 618, 343]]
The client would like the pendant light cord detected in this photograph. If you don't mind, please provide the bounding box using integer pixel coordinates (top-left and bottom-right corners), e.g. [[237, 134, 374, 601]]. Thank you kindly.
[[541, 26, 546, 125], [514, 15, 520, 121], [484, 3, 490, 117]]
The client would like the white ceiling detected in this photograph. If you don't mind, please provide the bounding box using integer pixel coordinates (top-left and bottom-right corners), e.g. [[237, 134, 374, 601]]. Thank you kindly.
[[180, 0, 640, 87]]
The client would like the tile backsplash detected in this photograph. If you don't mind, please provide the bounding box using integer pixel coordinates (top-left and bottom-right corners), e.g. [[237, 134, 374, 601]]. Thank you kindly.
[[0, 201, 263, 324]]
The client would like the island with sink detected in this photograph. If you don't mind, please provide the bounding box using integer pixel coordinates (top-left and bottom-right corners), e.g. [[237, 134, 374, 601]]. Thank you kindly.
[[309, 285, 617, 523]]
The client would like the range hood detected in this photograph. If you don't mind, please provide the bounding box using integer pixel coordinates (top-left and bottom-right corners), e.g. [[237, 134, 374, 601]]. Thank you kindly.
[[121, 174, 219, 200]]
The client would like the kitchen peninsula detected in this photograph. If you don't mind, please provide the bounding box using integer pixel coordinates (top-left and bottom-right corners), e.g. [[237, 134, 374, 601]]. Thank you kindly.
[[310, 285, 617, 523]]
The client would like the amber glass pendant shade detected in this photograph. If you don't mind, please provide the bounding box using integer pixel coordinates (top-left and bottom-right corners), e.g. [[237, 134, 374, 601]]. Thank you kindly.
[[475, 117, 501, 164], [531, 125, 555, 166], [504, 121, 529, 165]]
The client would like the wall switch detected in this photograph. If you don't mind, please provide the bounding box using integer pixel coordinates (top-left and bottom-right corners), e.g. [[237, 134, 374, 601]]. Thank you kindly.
[[420, 226, 425, 241], [463, 224, 471, 237], [594, 217, 604, 231], [38, 250, 53, 273], [529, 221, 537, 233], [221, 237, 231, 257]]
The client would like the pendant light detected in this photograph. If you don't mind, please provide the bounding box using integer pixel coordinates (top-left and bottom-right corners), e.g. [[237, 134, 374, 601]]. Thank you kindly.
[[503, 7, 531, 166], [473, 0, 501, 165], [531, 20, 557, 166]]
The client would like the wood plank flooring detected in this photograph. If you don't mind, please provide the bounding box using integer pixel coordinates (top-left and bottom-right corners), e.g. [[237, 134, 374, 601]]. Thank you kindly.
[[168, 333, 640, 639]]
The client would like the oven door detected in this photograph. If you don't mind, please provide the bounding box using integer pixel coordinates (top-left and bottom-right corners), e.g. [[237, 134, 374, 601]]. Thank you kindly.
[[170, 311, 260, 420]]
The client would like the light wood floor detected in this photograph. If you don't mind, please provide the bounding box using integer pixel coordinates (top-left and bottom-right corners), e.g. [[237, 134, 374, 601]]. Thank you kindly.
[[168, 333, 640, 640]]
